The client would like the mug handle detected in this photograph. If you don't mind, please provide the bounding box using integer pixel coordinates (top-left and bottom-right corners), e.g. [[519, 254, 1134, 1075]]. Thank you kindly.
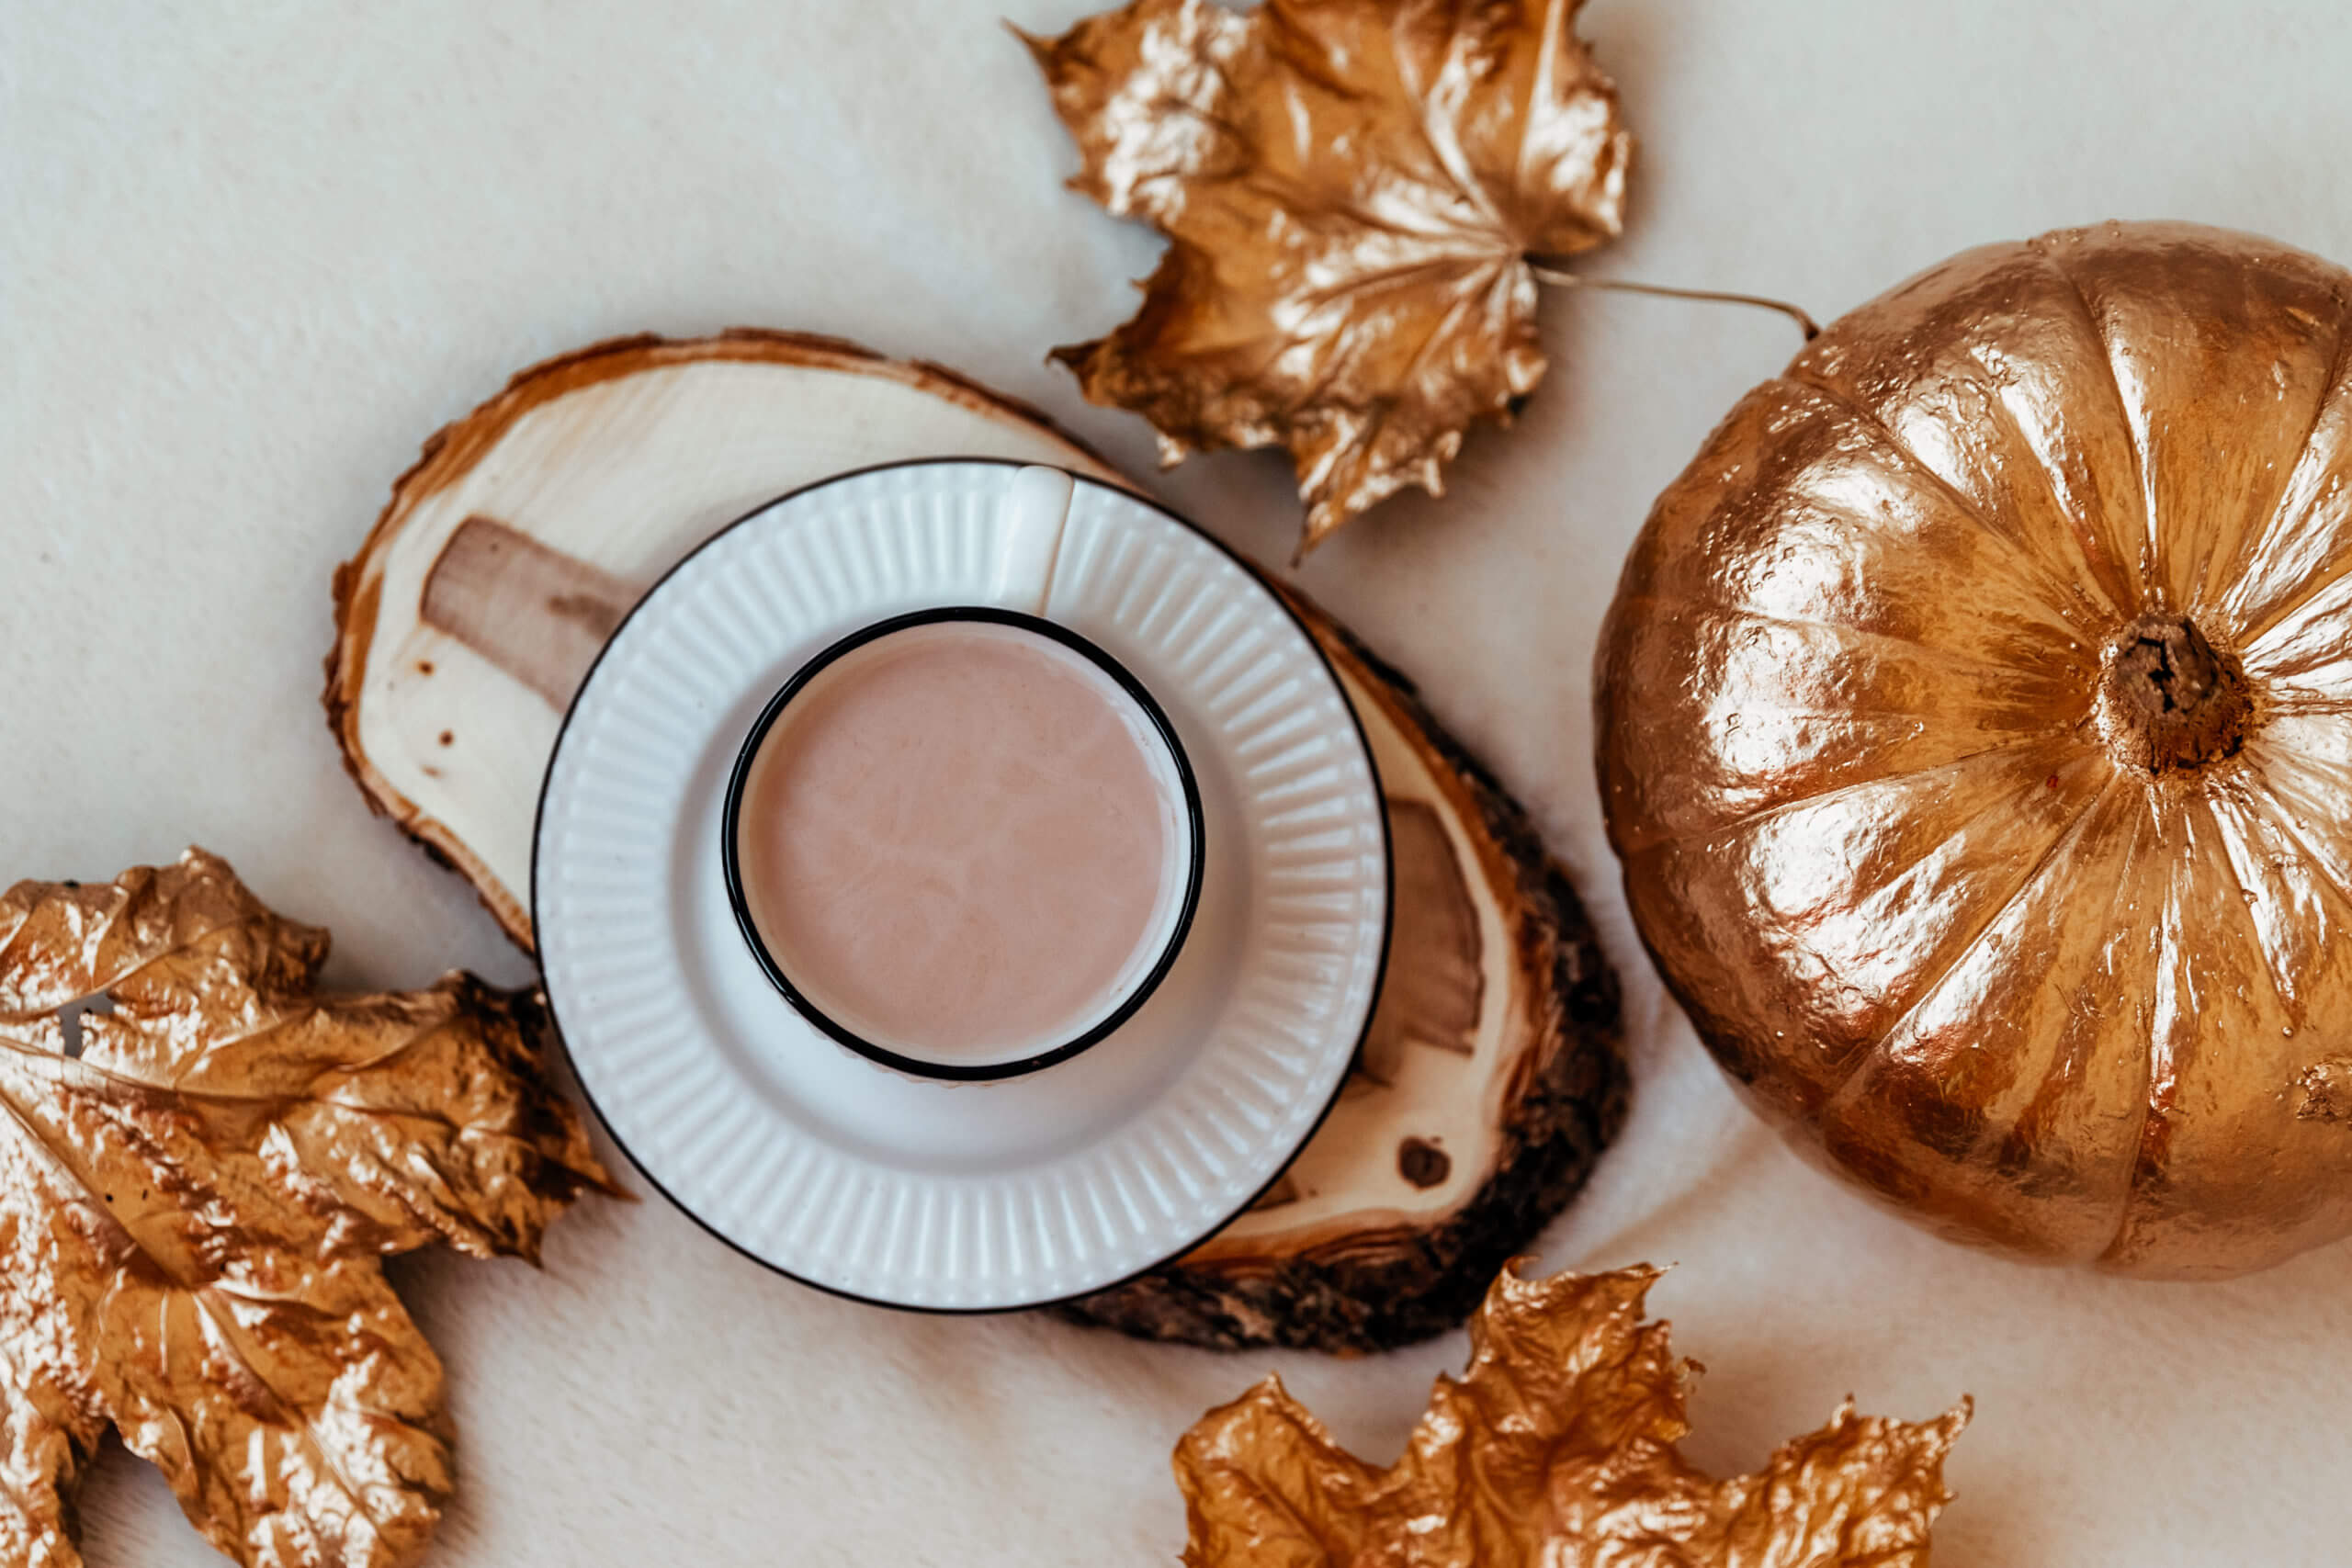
[[984, 464, 1076, 615]]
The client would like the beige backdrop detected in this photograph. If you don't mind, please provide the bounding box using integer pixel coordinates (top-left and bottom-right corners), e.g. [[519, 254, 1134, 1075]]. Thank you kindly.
[[6, 1, 2351, 1563]]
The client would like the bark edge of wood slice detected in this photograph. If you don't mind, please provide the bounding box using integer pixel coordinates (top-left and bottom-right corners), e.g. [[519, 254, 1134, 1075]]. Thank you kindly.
[[323, 330, 1626, 1353]]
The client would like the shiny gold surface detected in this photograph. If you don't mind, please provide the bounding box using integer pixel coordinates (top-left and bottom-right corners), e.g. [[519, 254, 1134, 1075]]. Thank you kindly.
[[0, 849, 610, 1568], [1596, 221, 2352, 1277], [1026, 0, 1631, 555], [1176, 1262, 1969, 1566]]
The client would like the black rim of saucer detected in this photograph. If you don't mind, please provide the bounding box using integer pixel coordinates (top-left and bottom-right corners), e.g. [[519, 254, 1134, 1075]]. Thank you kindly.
[[717, 605, 1208, 1084], [530, 457, 1395, 1315]]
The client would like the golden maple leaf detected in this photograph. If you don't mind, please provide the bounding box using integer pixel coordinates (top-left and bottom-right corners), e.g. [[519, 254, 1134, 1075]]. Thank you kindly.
[[0, 849, 613, 1568], [1176, 1263, 1972, 1567], [1026, 0, 1633, 555]]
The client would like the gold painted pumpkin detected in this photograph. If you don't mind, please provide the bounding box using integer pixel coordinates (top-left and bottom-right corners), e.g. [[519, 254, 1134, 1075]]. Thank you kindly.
[[1597, 221, 2352, 1278]]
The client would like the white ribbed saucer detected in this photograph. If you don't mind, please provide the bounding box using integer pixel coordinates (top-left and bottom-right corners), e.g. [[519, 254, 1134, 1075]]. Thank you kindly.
[[533, 460, 1390, 1311]]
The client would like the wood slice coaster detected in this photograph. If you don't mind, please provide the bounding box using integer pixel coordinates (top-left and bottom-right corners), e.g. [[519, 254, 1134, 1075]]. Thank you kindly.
[[323, 332, 1625, 1351]]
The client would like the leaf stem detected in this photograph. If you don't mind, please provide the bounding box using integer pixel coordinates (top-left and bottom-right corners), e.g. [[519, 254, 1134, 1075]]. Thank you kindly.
[[1527, 259, 1821, 341]]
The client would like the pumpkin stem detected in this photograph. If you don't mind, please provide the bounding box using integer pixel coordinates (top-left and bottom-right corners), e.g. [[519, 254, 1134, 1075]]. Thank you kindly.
[[1527, 260, 1822, 341], [2095, 615, 2253, 774]]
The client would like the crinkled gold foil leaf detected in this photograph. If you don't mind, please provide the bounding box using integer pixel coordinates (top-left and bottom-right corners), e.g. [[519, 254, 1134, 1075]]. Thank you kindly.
[[1026, 0, 1633, 556], [1176, 1263, 1972, 1567], [0, 849, 613, 1568]]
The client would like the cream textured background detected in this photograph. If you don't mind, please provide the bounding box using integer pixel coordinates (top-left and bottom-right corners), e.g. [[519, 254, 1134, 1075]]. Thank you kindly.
[[6, 2, 2352, 1563]]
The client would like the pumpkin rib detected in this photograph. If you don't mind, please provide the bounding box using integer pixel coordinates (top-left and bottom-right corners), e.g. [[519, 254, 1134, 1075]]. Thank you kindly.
[[1836, 770, 2125, 1113], [1947, 342, 2135, 626], [1642, 729, 2067, 858], [2027, 239, 2161, 605], [1782, 367, 2104, 625], [1618, 598, 2090, 691], [2261, 741, 2352, 809], [2246, 729, 2352, 797], [2220, 510, 2352, 657], [1749, 739, 2098, 1075], [2104, 795, 2188, 1259], [2264, 687, 2352, 717], [1622, 737, 2086, 972], [1937, 292, 2148, 627], [2207, 293, 2352, 624], [2202, 292, 2352, 619], [2109, 782, 2352, 1270], [2005, 790, 2164, 1232], [2242, 763, 2352, 937], [2240, 522, 2352, 655], [2192, 794, 2303, 1032]]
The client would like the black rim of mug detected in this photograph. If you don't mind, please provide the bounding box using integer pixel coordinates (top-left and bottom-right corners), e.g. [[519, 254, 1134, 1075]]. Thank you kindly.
[[718, 604, 1209, 1083]]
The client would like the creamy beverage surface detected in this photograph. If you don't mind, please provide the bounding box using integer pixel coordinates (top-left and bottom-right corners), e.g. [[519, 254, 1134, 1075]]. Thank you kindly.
[[735, 620, 1183, 1059]]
